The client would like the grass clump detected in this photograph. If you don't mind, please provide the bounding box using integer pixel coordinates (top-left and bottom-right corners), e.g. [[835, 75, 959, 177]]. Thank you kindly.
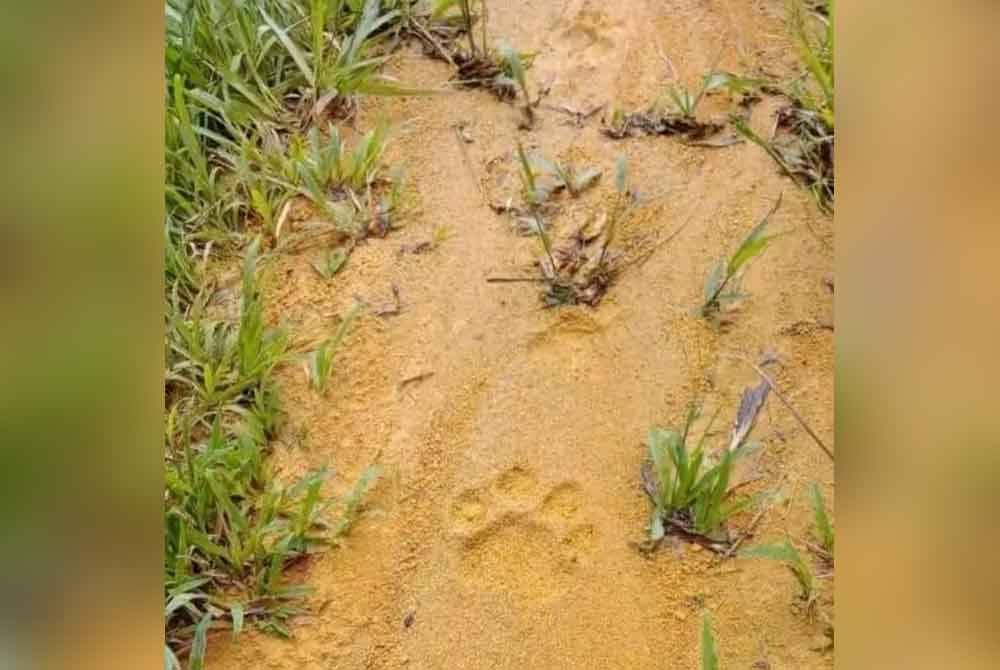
[[271, 121, 403, 239], [513, 141, 603, 209], [733, 0, 834, 212], [421, 1, 536, 108], [640, 379, 771, 552], [641, 404, 754, 547], [528, 156, 628, 307], [165, 243, 377, 667], [498, 42, 535, 126], [164, 2, 412, 663], [166, 240, 288, 425], [700, 195, 783, 322], [312, 246, 350, 280], [604, 60, 747, 142], [166, 0, 418, 251]]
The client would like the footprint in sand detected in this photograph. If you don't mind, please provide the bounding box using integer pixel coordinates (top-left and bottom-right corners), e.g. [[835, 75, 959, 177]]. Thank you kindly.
[[449, 467, 597, 603]]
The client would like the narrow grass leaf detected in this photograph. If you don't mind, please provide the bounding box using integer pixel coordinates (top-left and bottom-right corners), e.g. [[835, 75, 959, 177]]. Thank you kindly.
[[260, 8, 315, 86], [701, 612, 720, 670], [809, 483, 834, 552], [189, 612, 213, 670]]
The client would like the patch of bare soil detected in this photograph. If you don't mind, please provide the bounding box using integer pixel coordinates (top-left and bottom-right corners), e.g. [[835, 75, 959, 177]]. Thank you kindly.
[[209, 0, 833, 668]]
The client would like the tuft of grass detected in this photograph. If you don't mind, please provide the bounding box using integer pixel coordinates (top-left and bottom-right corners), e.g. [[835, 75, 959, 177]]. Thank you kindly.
[[740, 540, 817, 610], [312, 247, 350, 280], [428, 1, 535, 106], [700, 195, 783, 320], [535, 156, 603, 199], [276, 120, 391, 232], [515, 141, 547, 207], [306, 303, 362, 394], [165, 239, 289, 427], [522, 155, 629, 307], [664, 67, 732, 119], [165, 240, 379, 667], [701, 612, 720, 670], [732, 0, 834, 212], [809, 482, 834, 554], [514, 142, 603, 208], [789, 0, 834, 130], [643, 404, 754, 543], [498, 41, 534, 125]]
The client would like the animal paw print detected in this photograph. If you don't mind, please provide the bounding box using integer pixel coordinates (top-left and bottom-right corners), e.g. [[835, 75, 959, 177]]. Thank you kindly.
[[449, 467, 597, 604]]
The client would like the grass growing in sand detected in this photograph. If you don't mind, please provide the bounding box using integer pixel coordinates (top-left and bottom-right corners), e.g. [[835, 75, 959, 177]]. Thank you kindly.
[[700, 195, 784, 321], [518, 155, 628, 307], [701, 612, 721, 670], [164, 0, 421, 665], [514, 141, 603, 208], [306, 303, 361, 394], [642, 404, 755, 544], [734, 0, 834, 212]]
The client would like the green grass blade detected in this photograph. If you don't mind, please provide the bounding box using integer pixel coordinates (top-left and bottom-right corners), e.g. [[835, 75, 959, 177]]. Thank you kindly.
[[311, 0, 329, 86], [165, 644, 181, 670], [260, 7, 315, 86], [809, 482, 834, 551], [230, 602, 244, 638], [189, 612, 213, 670], [701, 612, 720, 670], [727, 194, 783, 275], [740, 541, 799, 563], [334, 465, 380, 536]]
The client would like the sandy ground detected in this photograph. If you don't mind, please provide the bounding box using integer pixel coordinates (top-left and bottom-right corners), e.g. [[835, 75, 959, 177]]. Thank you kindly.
[[209, 0, 834, 667]]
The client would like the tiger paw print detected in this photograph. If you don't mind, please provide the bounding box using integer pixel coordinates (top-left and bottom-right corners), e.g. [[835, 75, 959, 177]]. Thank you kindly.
[[449, 466, 597, 604]]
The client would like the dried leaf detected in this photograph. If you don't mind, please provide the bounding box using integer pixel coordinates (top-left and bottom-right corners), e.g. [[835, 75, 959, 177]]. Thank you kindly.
[[729, 380, 771, 451]]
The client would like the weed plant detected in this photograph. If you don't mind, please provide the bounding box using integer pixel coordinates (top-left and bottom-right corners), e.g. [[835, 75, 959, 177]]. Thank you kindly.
[[521, 155, 627, 307], [164, 1, 410, 664], [733, 0, 834, 212], [643, 404, 754, 544], [312, 247, 350, 280], [700, 195, 783, 321], [307, 304, 362, 394]]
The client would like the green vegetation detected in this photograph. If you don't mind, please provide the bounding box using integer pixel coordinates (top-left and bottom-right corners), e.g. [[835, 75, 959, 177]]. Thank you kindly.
[[164, 1, 418, 665], [521, 155, 628, 307], [700, 195, 783, 320], [514, 141, 603, 207], [664, 69, 734, 119], [312, 246, 350, 280], [809, 482, 834, 555], [734, 0, 834, 212], [306, 304, 361, 394], [534, 156, 603, 199], [789, 0, 834, 131], [498, 42, 535, 125], [701, 612, 721, 670], [643, 404, 755, 543]]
